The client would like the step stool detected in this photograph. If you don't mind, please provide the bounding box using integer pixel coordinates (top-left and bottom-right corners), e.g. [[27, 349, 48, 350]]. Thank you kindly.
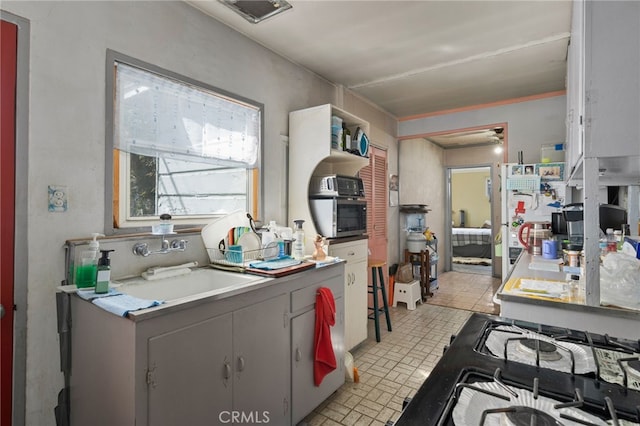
[[392, 280, 422, 310]]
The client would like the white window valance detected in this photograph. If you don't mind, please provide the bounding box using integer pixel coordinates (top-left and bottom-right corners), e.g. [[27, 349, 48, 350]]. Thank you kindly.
[[114, 62, 260, 168]]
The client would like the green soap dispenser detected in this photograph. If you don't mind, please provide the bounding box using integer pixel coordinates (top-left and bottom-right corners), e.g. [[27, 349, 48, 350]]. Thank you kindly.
[[95, 249, 114, 294]]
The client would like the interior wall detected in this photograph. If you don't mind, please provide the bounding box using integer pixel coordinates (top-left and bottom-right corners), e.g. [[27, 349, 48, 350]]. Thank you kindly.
[[1, 2, 396, 424], [398, 138, 445, 270], [451, 170, 491, 227], [399, 94, 567, 164]]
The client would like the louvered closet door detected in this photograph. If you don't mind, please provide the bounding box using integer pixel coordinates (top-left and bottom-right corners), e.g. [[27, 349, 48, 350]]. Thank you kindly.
[[360, 146, 388, 286]]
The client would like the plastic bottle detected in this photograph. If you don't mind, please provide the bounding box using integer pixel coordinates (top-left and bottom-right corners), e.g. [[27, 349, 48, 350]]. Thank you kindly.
[[606, 228, 616, 253], [95, 249, 114, 294], [292, 220, 305, 260], [614, 230, 623, 251], [75, 233, 103, 288]]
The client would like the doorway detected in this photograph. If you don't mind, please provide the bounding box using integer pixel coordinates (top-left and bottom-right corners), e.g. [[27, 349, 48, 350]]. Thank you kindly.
[[448, 166, 493, 275]]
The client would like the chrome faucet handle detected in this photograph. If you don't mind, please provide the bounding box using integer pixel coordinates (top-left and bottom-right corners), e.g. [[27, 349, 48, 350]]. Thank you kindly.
[[133, 242, 150, 257], [170, 239, 188, 250]]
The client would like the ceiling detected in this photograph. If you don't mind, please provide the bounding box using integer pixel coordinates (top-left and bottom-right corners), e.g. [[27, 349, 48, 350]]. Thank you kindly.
[[186, 0, 572, 121]]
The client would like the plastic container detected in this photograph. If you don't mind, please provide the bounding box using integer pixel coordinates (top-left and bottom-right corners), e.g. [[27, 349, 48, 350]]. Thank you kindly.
[[331, 116, 343, 149], [344, 351, 355, 381], [75, 233, 103, 288], [540, 143, 565, 163], [606, 228, 617, 253]]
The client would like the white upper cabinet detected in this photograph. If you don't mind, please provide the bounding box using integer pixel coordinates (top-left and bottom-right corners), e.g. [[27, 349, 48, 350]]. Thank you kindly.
[[566, 0, 640, 185], [583, 1, 640, 159], [288, 104, 370, 251]]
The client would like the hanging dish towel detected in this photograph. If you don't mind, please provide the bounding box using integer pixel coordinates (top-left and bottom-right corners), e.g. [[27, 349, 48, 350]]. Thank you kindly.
[[314, 287, 337, 386]]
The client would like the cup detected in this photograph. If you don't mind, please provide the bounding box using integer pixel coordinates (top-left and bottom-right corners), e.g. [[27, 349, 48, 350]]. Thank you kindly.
[[542, 239, 558, 259], [225, 245, 243, 263]]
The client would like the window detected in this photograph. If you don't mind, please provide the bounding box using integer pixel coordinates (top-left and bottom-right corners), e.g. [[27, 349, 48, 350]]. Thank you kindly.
[[106, 50, 263, 232]]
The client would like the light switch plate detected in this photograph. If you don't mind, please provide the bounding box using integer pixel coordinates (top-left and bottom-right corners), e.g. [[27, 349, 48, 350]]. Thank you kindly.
[[48, 185, 68, 212]]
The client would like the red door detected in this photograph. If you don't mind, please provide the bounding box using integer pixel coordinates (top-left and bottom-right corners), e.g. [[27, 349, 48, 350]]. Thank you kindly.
[[0, 19, 17, 426]]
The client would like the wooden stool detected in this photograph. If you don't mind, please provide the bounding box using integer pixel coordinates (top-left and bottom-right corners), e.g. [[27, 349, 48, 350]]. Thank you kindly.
[[367, 259, 392, 342]]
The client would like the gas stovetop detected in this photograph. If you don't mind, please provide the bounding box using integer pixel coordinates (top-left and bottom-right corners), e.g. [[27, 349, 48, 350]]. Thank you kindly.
[[394, 313, 640, 425]]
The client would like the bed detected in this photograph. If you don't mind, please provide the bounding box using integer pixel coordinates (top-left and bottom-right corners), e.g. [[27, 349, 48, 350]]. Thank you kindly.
[[452, 227, 492, 259]]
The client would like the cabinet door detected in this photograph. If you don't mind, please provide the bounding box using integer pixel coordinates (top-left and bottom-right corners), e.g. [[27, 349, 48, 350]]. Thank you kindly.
[[330, 240, 368, 351], [233, 294, 289, 424], [584, 1, 640, 158], [147, 313, 233, 426], [346, 259, 368, 350], [291, 297, 344, 424]]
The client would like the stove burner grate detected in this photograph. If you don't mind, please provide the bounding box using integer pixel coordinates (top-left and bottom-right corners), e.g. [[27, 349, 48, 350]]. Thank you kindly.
[[447, 368, 632, 426], [518, 338, 563, 362], [481, 406, 561, 426]]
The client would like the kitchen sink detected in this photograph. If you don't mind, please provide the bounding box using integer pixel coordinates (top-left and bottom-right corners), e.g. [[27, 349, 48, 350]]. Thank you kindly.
[[115, 268, 269, 302]]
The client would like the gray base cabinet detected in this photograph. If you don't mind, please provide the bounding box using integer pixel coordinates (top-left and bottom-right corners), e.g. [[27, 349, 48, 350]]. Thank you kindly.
[[147, 294, 289, 426], [291, 297, 344, 424], [67, 263, 344, 426], [147, 313, 233, 426], [233, 294, 289, 423]]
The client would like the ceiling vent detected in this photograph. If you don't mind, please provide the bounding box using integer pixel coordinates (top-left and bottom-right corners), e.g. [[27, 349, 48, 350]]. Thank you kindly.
[[219, 0, 292, 23]]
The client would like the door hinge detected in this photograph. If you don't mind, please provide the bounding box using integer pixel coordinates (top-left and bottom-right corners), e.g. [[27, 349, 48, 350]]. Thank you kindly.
[[146, 365, 157, 388]]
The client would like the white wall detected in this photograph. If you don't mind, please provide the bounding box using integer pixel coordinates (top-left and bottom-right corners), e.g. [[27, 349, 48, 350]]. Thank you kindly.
[[399, 95, 567, 164], [1, 2, 396, 424]]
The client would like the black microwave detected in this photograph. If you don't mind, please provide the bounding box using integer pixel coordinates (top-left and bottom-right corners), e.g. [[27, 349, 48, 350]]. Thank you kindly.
[[309, 198, 367, 238]]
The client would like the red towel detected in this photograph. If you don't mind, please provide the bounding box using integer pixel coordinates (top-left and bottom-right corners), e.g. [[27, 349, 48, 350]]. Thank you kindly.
[[314, 287, 337, 386]]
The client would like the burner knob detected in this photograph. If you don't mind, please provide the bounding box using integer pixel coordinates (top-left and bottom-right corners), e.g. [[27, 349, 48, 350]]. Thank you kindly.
[[443, 345, 450, 354], [450, 334, 457, 344]]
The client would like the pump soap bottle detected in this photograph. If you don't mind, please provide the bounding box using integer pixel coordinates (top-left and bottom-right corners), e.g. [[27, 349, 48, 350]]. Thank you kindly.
[[292, 220, 306, 260], [75, 233, 103, 289], [95, 249, 115, 294]]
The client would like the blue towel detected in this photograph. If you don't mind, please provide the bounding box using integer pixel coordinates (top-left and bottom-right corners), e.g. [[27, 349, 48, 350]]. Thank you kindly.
[[248, 257, 301, 270], [77, 288, 122, 301], [92, 294, 164, 317]]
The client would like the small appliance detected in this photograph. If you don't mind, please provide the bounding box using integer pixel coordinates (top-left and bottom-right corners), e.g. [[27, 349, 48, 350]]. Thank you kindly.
[[309, 174, 365, 198], [563, 203, 584, 249], [517, 221, 552, 255], [308, 198, 367, 239]]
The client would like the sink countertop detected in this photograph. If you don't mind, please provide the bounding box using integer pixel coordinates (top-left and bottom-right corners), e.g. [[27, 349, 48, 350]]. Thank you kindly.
[[60, 261, 344, 322]]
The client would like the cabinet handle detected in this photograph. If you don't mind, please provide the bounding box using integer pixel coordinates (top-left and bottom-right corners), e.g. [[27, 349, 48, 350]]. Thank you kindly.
[[224, 361, 231, 382], [237, 356, 245, 372], [295, 348, 301, 362]]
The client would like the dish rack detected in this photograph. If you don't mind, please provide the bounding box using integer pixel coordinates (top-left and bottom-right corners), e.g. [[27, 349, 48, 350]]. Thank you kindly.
[[206, 246, 279, 267]]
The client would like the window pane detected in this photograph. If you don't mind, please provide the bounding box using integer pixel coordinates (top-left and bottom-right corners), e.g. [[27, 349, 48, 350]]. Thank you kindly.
[[127, 153, 247, 219]]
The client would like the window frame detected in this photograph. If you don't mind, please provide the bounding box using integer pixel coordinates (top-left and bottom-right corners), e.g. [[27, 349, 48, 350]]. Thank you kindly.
[[105, 49, 263, 235]]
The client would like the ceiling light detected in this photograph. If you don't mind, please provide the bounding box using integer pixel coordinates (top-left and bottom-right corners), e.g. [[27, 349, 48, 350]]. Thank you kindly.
[[219, 0, 292, 23], [494, 145, 503, 154]]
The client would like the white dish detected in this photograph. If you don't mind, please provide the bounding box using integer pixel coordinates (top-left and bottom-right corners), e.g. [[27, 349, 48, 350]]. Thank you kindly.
[[236, 231, 261, 253]]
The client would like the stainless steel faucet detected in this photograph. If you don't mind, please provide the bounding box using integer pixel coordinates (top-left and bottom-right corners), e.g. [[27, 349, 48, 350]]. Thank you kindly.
[[132, 235, 188, 257]]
